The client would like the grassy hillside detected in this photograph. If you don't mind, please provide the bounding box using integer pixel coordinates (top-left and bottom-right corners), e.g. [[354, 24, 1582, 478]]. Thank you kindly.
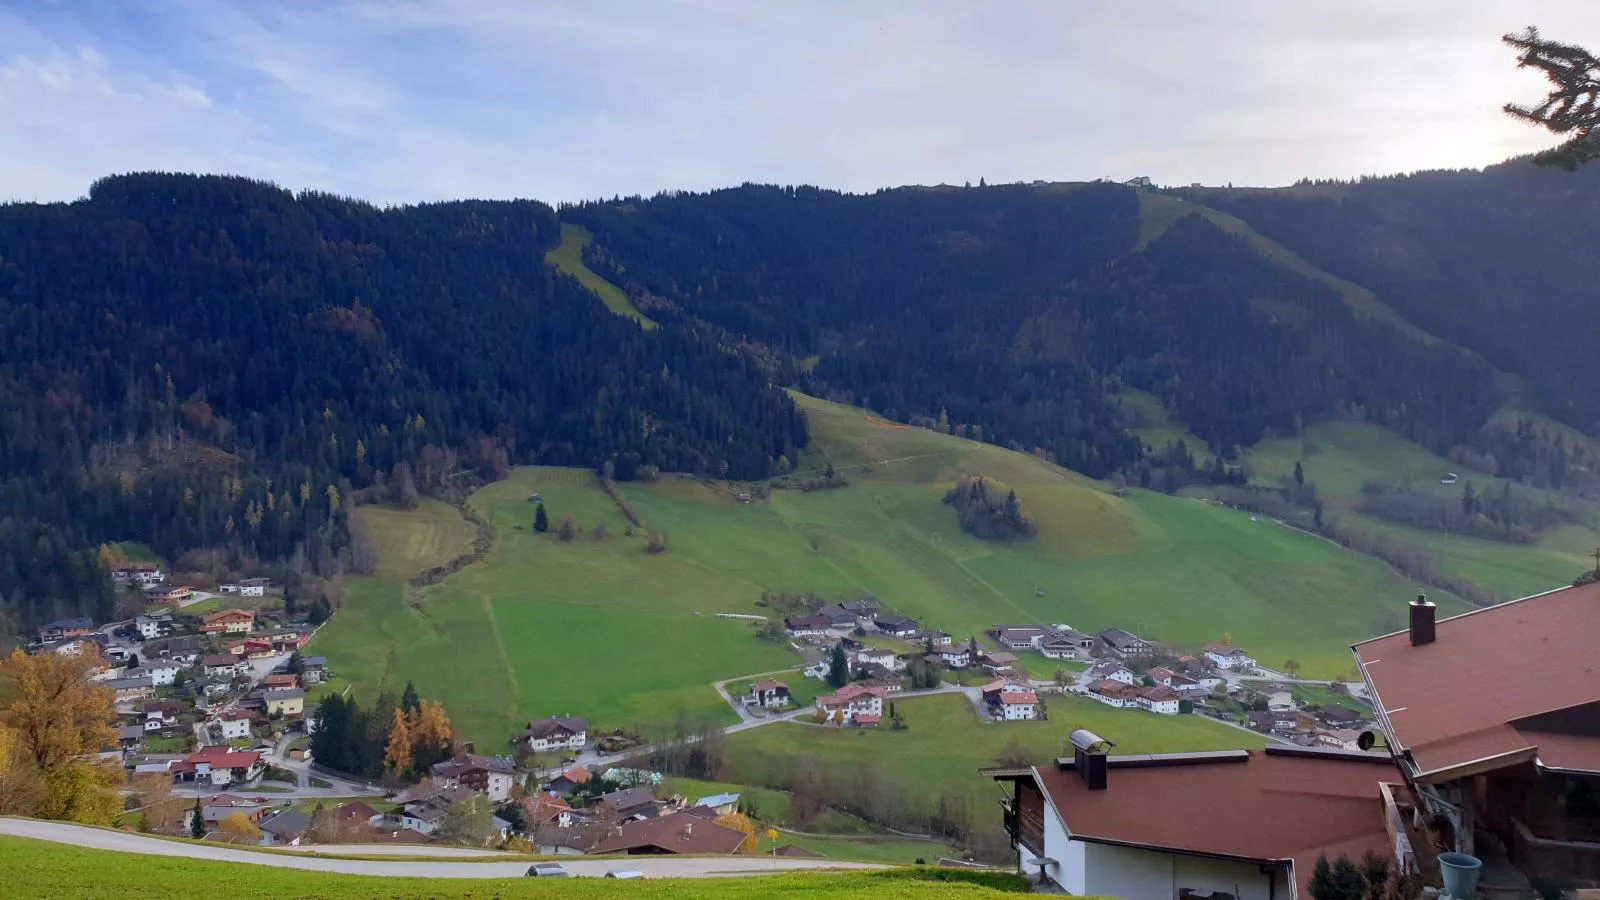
[[1245, 420, 1599, 600], [353, 498, 478, 580], [545, 223, 658, 329], [0, 835, 1035, 899], [311, 393, 1463, 745]]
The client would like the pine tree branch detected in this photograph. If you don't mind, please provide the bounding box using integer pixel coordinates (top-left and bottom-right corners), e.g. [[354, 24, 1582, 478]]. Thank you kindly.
[[1503, 26, 1600, 169]]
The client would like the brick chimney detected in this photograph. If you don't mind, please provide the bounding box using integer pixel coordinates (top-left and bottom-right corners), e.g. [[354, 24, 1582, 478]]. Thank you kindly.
[[1409, 594, 1436, 647]]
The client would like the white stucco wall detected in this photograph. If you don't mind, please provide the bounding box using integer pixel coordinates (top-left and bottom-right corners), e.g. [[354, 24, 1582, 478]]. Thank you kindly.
[[1082, 841, 1280, 900]]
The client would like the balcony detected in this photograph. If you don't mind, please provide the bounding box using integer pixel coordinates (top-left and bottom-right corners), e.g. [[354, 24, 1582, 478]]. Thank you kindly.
[[1002, 798, 1046, 857]]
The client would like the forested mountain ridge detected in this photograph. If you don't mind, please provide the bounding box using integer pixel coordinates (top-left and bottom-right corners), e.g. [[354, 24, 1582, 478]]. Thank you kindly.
[[569, 181, 1500, 475], [4, 163, 1596, 640], [0, 173, 805, 636], [1194, 160, 1600, 435]]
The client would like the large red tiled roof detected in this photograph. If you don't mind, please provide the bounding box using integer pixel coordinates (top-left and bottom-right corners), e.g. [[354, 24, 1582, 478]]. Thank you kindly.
[[1034, 749, 1397, 896], [1354, 585, 1600, 778]]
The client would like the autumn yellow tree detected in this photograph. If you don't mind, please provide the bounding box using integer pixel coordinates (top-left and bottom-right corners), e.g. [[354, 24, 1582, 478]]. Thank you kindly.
[[131, 772, 185, 834], [218, 811, 262, 844], [412, 700, 455, 768], [383, 707, 414, 778], [714, 811, 759, 853], [0, 723, 44, 816], [0, 649, 122, 824]]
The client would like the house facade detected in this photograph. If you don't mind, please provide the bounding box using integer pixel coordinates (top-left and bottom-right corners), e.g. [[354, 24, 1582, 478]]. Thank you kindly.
[[816, 684, 886, 724], [172, 746, 264, 787], [874, 615, 919, 637], [745, 680, 792, 708], [201, 609, 255, 635], [263, 689, 304, 717], [1203, 642, 1256, 670], [36, 617, 94, 643], [1137, 685, 1181, 715], [218, 710, 253, 740], [1096, 628, 1155, 660], [1086, 662, 1136, 685], [430, 753, 520, 803], [517, 716, 588, 753], [1000, 692, 1040, 720]]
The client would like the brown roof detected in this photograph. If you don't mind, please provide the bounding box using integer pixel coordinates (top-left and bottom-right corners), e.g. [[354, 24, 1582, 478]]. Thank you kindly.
[[202, 609, 255, 624], [1031, 749, 1397, 896], [335, 801, 381, 823], [774, 843, 824, 858], [1139, 685, 1179, 702], [749, 680, 789, 692], [1092, 680, 1141, 701], [1354, 585, 1600, 778], [589, 813, 747, 855], [1000, 692, 1038, 705]]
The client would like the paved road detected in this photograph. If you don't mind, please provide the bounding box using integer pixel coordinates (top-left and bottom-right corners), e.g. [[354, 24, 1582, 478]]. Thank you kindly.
[[0, 818, 885, 878]]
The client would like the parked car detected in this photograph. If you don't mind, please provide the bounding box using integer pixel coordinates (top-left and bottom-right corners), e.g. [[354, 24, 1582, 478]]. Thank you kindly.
[[605, 870, 644, 880], [527, 864, 568, 878]]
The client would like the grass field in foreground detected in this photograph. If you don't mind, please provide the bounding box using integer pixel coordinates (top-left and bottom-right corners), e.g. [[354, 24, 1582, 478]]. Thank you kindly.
[[545, 223, 657, 329], [313, 393, 1461, 744], [0, 835, 1037, 900], [724, 693, 1266, 814]]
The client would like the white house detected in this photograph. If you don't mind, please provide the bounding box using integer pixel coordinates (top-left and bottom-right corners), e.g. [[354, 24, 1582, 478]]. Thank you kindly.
[[816, 684, 886, 725], [939, 647, 972, 668], [744, 680, 792, 709], [134, 615, 171, 640], [218, 710, 253, 741], [1137, 686, 1181, 715], [1088, 680, 1142, 708], [1000, 691, 1039, 720], [1203, 643, 1256, 671], [141, 663, 179, 686], [853, 648, 900, 671], [1085, 662, 1136, 685], [1262, 688, 1296, 712], [990, 741, 1397, 900], [517, 716, 588, 753]]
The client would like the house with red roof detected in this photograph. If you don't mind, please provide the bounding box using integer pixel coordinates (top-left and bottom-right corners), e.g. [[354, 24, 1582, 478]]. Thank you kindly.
[[169, 745, 263, 787], [988, 733, 1402, 898], [815, 683, 886, 725], [1355, 589, 1600, 885], [1087, 679, 1142, 708], [998, 691, 1039, 721]]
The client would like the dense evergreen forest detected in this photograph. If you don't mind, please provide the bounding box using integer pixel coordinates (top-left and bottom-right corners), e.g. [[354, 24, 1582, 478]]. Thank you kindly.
[[570, 183, 1498, 470], [4, 163, 1598, 640], [0, 174, 804, 637], [1196, 162, 1600, 434]]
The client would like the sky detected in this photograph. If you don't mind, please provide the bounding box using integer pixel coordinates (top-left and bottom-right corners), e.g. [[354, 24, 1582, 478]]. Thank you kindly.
[[3, 1, 1599, 205]]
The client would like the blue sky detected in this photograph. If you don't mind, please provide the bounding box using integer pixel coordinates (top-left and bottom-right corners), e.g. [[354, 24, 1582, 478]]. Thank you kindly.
[[3, 1, 1598, 204]]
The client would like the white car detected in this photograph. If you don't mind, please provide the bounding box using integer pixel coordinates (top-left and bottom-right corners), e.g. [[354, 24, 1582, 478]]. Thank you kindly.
[[606, 870, 644, 880], [527, 863, 568, 878]]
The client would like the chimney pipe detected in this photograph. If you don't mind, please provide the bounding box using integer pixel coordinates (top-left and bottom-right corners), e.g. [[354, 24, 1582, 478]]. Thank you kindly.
[[1409, 594, 1436, 647], [1069, 729, 1112, 791]]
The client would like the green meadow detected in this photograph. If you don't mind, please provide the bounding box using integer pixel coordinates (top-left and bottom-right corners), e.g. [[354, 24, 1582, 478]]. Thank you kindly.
[[723, 693, 1266, 813], [544, 223, 658, 329], [311, 389, 1468, 746]]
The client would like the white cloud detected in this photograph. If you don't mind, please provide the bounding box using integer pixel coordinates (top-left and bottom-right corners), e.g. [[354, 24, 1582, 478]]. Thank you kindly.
[[2, 1, 1599, 203]]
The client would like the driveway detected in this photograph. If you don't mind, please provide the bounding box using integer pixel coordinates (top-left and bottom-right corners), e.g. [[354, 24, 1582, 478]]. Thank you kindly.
[[0, 818, 885, 878]]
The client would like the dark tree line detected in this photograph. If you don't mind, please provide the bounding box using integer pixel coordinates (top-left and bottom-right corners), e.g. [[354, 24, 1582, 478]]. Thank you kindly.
[[0, 173, 805, 635]]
